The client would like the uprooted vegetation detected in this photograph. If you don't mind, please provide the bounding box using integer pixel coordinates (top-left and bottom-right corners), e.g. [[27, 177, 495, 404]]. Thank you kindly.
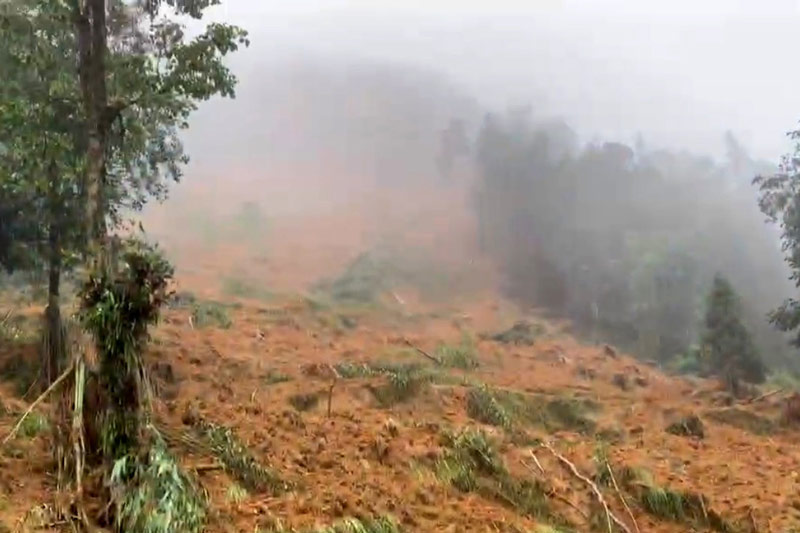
[[263, 516, 402, 533], [466, 384, 598, 434], [611, 465, 740, 532], [191, 419, 289, 493], [434, 428, 571, 529]]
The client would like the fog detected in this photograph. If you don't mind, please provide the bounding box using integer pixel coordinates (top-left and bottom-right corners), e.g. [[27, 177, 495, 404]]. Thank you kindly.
[[145, 0, 800, 370], [190, 0, 800, 159]]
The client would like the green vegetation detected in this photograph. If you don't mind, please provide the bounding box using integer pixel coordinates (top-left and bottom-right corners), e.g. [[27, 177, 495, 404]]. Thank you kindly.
[[191, 300, 233, 329], [262, 369, 292, 385], [225, 483, 249, 505], [436, 333, 480, 369], [466, 384, 598, 434], [264, 516, 401, 533], [334, 359, 463, 407], [111, 435, 207, 533], [618, 466, 736, 532], [435, 428, 570, 528], [313, 253, 386, 307], [702, 275, 766, 391], [196, 421, 288, 494], [18, 411, 49, 438]]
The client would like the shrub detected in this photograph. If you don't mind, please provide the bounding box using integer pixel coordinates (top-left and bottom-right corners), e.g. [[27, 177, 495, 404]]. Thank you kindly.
[[436, 333, 480, 369], [111, 436, 207, 533], [190, 301, 232, 329]]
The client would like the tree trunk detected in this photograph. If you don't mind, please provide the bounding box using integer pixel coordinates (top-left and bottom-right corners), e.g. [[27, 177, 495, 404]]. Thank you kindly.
[[74, 0, 109, 261], [42, 221, 64, 387]]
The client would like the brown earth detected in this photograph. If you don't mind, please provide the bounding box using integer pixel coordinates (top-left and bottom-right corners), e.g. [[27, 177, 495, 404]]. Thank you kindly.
[[1, 181, 799, 532]]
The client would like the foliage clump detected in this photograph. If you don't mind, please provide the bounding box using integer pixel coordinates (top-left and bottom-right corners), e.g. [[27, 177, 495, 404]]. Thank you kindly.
[[435, 428, 568, 527], [466, 386, 513, 429], [618, 466, 736, 532], [313, 253, 385, 306], [702, 275, 766, 392], [190, 300, 232, 329], [465, 385, 598, 434], [79, 239, 174, 459], [436, 334, 480, 369], [110, 434, 207, 533], [196, 420, 287, 494], [266, 516, 402, 533]]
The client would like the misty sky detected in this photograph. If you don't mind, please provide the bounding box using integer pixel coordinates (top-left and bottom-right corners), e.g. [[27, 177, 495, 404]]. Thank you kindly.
[[194, 0, 800, 161]]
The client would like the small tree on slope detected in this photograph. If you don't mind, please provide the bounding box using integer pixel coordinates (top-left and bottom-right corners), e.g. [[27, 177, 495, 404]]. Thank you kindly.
[[702, 274, 766, 394]]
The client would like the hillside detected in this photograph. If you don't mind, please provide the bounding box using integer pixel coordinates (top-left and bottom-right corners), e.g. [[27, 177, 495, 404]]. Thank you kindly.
[[1, 183, 798, 533], [1, 271, 799, 532]]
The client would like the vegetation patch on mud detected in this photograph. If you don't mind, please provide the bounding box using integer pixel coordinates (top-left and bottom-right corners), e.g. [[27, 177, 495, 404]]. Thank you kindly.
[[466, 384, 598, 434], [434, 428, 572, 529]]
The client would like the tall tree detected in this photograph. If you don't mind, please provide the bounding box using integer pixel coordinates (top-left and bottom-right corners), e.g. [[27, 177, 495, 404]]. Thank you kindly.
[[0, 0, 85, 384], [702, 275, 766, 393], [1, 0, 247, 528], [754, 127, 800, 346]]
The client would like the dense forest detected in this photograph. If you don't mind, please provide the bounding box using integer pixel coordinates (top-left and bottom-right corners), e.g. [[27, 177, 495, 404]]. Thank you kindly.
[[470, 107, 797, 373]]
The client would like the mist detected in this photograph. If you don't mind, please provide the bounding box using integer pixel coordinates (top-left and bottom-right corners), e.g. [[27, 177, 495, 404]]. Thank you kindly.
[[143, 0, 800, 370]]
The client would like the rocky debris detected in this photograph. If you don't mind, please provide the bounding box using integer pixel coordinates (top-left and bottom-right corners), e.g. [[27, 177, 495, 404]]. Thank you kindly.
[[666, 414, 706, 439]]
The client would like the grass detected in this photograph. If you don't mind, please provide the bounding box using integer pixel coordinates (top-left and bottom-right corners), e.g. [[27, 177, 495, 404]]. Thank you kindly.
[[111, 434, 207, 533], [288, 392, 320, 412], [466, 385, 513, 429], [263, 516, 401, 533], [190, 301, 232, 329], [369, 364, 430, 407], [195, 421, 288, 493], [18, 412, 49, 438], [618, 465, 736, 532], [435, 428, 571, 529], [262, 369, 291, 385], [436, 333, 480, 370], [333, 359, 461, 407], [225, 483, 249, 505], [465, 384, 598, 434]]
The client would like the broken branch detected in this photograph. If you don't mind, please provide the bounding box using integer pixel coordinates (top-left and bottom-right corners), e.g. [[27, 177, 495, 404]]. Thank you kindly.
[[541, 441, 632, 533], [403, 338, 441, 365], [607, 462, 640, 533], [2, 363, 75, 447]]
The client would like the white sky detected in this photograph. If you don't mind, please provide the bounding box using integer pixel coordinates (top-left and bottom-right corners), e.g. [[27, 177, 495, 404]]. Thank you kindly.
[[196, 0, 800, 159]]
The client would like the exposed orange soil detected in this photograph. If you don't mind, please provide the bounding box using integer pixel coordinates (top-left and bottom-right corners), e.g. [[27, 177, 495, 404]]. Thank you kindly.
[[1, 181, 800, 532]]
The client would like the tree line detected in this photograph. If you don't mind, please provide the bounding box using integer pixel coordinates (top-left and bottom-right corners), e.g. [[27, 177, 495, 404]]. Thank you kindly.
[[470, 107, 800, 389]]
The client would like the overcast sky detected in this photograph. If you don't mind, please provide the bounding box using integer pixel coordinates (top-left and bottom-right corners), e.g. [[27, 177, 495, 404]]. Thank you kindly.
[[191, 0, 800, 161]]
